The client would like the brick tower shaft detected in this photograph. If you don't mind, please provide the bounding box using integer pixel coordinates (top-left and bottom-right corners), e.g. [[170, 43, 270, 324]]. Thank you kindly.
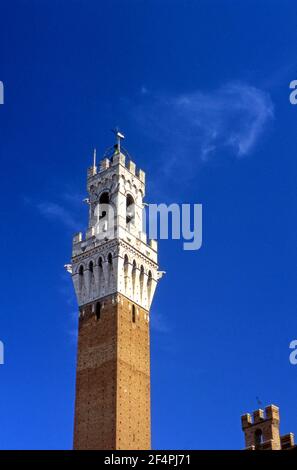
[[74, 294, 150, 450]]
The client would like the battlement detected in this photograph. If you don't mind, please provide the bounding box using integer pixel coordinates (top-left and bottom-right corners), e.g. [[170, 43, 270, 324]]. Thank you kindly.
[[73, 232, 83, 244], [87, 149, 145, 183], [149, 239, 158, 251], [241, 404, 297, 451], [72, 227, 158, 261], [241, 405, 279, 429]]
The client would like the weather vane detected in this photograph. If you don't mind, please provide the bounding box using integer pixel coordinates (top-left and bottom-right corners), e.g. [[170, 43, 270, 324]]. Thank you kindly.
[[256, 396, 263, 407], [111, 127, 125, 153]]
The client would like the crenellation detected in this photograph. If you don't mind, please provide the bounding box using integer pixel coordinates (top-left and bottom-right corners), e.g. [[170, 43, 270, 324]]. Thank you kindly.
[[87, 149, 145, 188], [127, 160, 136, 174], [73, 232, 83, 244], [100, 157, 110, 171], [112, 151, 126, 167], [137, 168, 145, 183], [253, 409, 264, 423], [241, 413, 252, 429], [88, 166, 97, 178], [241, 404, 296, 450], [149, 239, 158, 251], [86, 226, 95, 239], [73, 229, 157, 264], [265, 404, 280, 422], [280, 433, 295, 449]]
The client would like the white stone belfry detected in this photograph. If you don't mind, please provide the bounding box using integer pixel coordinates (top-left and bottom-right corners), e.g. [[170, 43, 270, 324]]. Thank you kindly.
[[69, 138, 161, 312]]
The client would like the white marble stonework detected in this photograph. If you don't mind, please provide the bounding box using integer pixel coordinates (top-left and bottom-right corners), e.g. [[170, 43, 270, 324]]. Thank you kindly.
[[70, 148, 161, 311]]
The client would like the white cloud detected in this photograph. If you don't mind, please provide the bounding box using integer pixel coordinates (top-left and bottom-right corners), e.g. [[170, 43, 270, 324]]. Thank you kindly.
[[62, 190, 85, 207], [151, 310, 171, 334], [140, 85, 149, 95], [132, 82, 274, 178], [36, 201, 78, 230]]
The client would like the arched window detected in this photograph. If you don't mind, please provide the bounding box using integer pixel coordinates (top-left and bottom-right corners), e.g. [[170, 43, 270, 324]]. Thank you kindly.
[[99, 192, 110, 220], [132, 260, 137, 294], [124, 255, 129, 291], [147, 270, 152, 302], [95, 302, 101, 320], [132, 304, 136, 323], [88, 261, 94, 294], [98, 257, 104, 297], [99, 192, 109, 204], [126, 194, 135, 225], [140, 265, 144, 300], [124, 254, 129, 269], [255, 429, 263, 447], [79, 265, 84, 290], [107, 253, 114, 284], [78, 265, 84, 293]]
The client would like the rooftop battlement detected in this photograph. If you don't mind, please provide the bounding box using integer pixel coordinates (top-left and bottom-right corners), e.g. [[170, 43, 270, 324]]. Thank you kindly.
[[241, 404, 280, 429], [72, 229, 158, 260], [241, 404, 296, 451], [87, 148, 145, 183]]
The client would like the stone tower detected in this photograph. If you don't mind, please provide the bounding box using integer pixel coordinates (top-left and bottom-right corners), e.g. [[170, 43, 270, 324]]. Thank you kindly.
[[241, 404, 296, 450], [69, 134, 162, 450]]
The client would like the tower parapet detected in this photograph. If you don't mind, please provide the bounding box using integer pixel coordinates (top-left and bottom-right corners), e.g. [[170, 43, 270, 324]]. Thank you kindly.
[[241, 404, 296, 450], [87, 148, 146, 184], [70, 143, 160, 312]]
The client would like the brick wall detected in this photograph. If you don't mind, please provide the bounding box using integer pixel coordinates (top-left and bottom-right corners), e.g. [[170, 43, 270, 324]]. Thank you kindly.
[[116, 296, 151, 450], [73, 293, 150, 450]]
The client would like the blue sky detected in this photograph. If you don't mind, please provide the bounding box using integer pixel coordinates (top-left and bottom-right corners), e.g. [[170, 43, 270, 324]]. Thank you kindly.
[[0, 0, 296, 449]]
